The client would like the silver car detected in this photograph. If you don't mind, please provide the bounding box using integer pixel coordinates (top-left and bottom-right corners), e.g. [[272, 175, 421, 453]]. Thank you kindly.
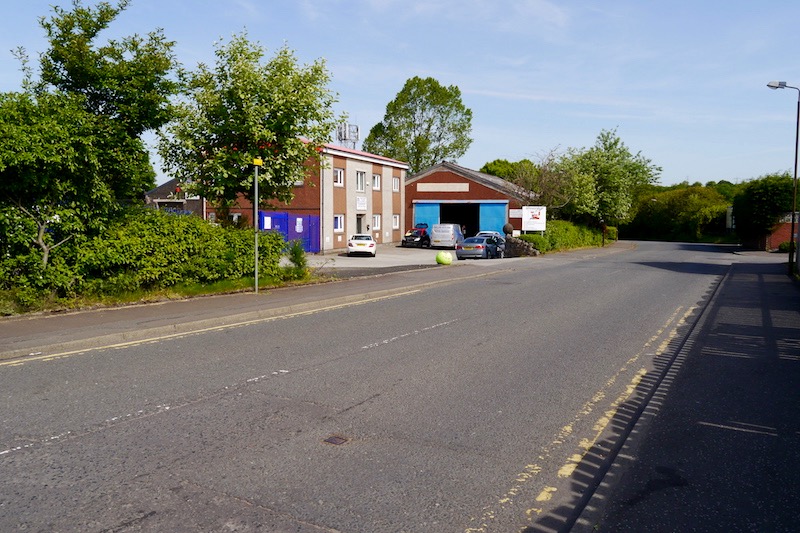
[[474, 231, 506, 258], [455, 236, 502, 260]]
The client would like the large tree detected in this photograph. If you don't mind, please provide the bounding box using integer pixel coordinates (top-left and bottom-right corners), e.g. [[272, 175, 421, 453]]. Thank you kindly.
[[159, 34, 341, 207], [732, 172, 793, 244], [0, 91, 104, 266], [0, 0, 178, 267], [362, 76, 473, 174], [37, 0, 177, 199], [560, 129, 661, 225]]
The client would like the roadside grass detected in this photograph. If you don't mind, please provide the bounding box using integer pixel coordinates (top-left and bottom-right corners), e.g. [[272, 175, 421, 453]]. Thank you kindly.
[[0, 268, 320, 316]]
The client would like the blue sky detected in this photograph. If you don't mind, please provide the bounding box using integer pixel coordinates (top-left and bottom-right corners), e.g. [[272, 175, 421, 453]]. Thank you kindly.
[[2, 0, 800, 186]]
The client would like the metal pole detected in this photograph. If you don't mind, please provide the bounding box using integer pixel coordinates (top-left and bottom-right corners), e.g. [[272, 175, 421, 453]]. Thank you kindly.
[[254, 163, 259, 293], [792, 90, 799, 276]]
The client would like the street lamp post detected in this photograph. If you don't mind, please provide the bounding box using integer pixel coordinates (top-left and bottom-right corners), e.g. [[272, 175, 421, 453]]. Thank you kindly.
[[767, 81, 800, 276]]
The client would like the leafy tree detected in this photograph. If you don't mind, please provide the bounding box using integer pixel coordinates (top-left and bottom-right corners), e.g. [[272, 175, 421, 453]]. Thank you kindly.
[[37, 0, 177, 200], [733, 172, 793, 243], [479, 159, 521, 180], [705, 180, 740, 203], [508, 149, 576, 211], [362, 76, 473, 174], [159, 33, 341, 207], [560, 129, 661, 225], [0, 0, 178, 267], [626, 186, 728, 240], [0, 91, 103, 266]]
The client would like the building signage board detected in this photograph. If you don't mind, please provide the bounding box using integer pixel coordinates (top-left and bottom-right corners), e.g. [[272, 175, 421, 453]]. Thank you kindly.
[[522, 206, 546, 232], [356, 196, 368, 211]]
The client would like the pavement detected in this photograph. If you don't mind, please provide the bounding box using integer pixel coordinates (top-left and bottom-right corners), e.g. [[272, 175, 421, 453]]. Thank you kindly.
[[562, 255, 800, 532], [2, 243, 799, 532]]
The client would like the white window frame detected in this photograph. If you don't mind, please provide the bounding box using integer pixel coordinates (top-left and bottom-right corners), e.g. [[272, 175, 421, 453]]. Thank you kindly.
[[392, 176, 400, 192], [333, 214, 344, 232], [333, 168, 344, 187], [372, 214, 381, 230], [372, 173, 381, 190], [356, 171, 366, 192], [392, 214, 400, 229]]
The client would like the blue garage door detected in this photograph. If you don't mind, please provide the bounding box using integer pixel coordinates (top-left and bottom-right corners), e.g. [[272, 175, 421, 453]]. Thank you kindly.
[[479, 203, 507, 234], [414, 203, 440, 230]]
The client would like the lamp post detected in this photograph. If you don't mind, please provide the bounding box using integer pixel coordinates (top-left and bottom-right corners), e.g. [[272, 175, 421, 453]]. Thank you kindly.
[[767, 81, 800, 276], [253, 157, 263, 293]]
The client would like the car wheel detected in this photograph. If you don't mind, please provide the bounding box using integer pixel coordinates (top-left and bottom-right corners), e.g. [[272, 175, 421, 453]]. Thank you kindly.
[[401, 241, 406, 247]]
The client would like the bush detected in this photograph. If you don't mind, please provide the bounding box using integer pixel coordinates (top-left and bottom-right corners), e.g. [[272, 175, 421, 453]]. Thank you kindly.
[[777, 241, 792, 253], [76, 209, 286, 295], [282, 239, 310, 281], [516, 220, 615, 253], [0, 207, 288, 309]]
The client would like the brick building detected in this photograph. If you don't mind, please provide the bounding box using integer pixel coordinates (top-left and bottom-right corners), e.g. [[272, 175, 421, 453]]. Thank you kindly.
[[405, 161, 530, 237]]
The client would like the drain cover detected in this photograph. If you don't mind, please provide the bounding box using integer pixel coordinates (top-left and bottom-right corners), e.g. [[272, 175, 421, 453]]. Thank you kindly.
[[323, 435, 348, 445]]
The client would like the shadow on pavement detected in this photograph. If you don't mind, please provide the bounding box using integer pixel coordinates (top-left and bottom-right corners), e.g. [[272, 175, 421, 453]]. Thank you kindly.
[[527, 261, 800, 532]]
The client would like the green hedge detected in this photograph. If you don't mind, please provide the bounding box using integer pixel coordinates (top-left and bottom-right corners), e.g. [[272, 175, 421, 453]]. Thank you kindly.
[[76, 209, 285, 295], [516, 220, 616, 253], [1, 208, 293, 310]]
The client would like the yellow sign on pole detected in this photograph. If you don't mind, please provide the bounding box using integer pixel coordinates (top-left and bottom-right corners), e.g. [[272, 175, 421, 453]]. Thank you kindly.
[[253, 157, 263, 167]]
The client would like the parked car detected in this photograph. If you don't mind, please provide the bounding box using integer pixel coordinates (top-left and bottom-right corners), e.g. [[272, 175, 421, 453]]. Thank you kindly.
[[475, 230, 505, 239], [347, 234, 377, 257], [475, 231, 506, 258], [455, 235, 503, 260], [402, 229, 430, 247], [430, 223, 465, 249]]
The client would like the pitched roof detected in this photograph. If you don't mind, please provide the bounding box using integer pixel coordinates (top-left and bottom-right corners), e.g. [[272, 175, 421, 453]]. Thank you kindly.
[[406, 160, 531, 201]]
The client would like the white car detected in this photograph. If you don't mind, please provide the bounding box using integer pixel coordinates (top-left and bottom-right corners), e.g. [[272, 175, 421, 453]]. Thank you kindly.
[[347, 234, 377, 257]]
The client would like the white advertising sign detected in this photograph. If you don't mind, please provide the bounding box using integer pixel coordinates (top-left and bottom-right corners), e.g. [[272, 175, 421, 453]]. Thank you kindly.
[[522, 206, 546, 232]]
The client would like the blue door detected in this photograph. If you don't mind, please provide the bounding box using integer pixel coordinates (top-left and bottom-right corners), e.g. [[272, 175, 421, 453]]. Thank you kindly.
[[414, 203, 440, 230], [260, 212, 320, 253], [479, 203, 508, 233]]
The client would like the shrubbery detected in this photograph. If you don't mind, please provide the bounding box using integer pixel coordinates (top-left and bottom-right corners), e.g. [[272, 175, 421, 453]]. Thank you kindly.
[[0, 208, 305, 313], [516, 220, 615, 253]]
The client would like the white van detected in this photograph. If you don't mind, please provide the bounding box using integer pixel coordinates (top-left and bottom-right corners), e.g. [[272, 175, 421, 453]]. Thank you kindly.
[[430, 223, 465, 249]]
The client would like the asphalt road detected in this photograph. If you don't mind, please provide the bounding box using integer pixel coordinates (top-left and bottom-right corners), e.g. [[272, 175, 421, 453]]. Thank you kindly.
[[0, 241, 789, 532]]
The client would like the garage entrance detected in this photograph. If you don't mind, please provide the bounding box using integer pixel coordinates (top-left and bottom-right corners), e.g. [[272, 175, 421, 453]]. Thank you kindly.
[[440, 203, 479, 236], [413, 201, 508, 238]]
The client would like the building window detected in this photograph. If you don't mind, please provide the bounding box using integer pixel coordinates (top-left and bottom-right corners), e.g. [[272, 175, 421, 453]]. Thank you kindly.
[[372, 173, 381, 190], [392, 176, 400, 192], [333, 214, 344, 232], [333, 168, 344, 187], [392, 214, 400, 229], [356, 171, 366, 192], [372, 214, 381, 230]]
